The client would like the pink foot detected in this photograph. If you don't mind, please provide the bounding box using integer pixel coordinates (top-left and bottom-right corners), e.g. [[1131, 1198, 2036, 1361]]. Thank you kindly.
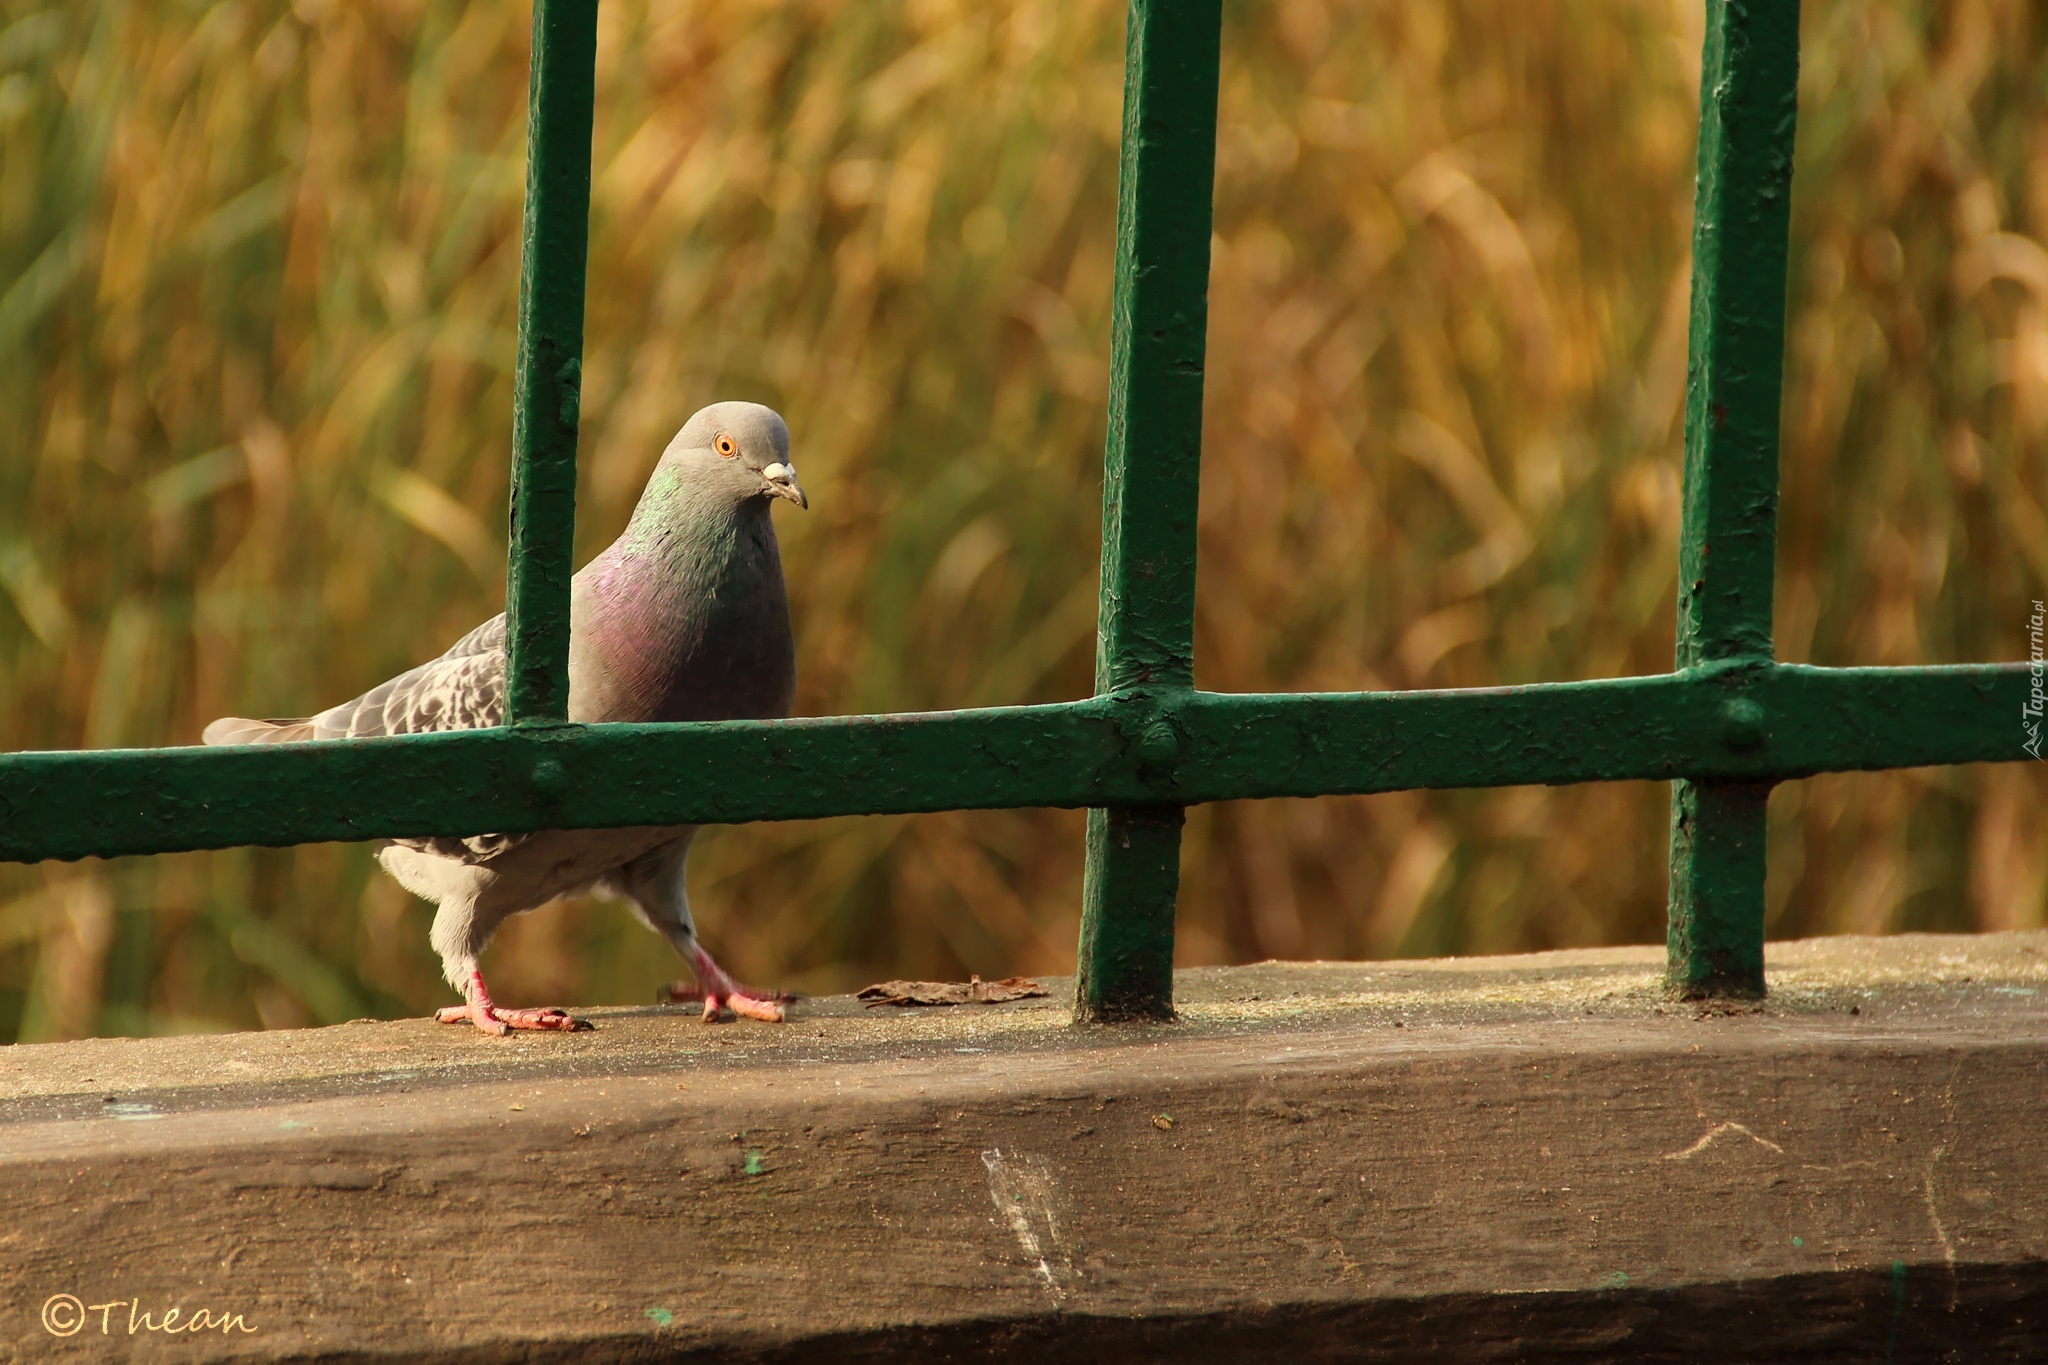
[[435, 971, 582, 1035], [661, 947, 794, 1023]]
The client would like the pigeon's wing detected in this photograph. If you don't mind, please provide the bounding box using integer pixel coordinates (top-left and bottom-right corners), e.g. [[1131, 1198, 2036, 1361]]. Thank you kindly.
[[201, 615, 508, 746], [319, 614, 529, 861], [307, 613, 507, 740], [205, 614, 526, 862], [201, 716, 319, 745], [433, 613, 507, 663]]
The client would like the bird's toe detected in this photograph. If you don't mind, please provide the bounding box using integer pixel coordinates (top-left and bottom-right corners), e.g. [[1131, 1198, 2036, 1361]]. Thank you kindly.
[[727, 994, 786, 1023], [497, 1006, 581, 1031]]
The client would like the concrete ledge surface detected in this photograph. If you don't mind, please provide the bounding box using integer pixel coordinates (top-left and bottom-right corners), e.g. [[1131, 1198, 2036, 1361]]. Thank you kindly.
[[2, 931, 2045, 1361]]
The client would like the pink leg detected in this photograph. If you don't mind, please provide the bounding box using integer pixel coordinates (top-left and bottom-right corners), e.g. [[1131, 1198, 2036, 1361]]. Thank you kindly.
[[435, 969, 580, 1035], [663, 946, 792, 1023]]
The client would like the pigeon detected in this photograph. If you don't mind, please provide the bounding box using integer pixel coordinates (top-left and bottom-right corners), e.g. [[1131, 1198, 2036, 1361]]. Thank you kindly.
[[204, 401, 807, 1034]]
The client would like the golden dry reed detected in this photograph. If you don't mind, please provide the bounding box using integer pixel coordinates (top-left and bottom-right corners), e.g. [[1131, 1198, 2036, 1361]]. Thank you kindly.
[[0, 0, 2041, 1039]]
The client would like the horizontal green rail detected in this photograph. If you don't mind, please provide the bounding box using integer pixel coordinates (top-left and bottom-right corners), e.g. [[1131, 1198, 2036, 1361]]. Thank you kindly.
[[0, 663, 2023, 864]]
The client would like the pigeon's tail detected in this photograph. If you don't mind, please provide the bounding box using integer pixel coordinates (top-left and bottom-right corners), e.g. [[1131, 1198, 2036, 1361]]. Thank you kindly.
[[202, 716, 318, 746]]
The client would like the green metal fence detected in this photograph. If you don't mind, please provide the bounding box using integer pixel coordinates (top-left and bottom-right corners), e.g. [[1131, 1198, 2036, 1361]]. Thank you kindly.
[[0, 0, 2029, 1022]]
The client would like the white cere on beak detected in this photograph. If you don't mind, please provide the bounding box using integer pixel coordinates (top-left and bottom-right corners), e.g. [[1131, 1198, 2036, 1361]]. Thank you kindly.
[[762, 462, 808, 509]]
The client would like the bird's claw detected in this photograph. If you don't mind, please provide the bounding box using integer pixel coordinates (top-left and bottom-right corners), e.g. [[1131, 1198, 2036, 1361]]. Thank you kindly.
[[706, 991, 787, 1023], [660, 978, 795, 1023], [435, 1002, 582, 1034]]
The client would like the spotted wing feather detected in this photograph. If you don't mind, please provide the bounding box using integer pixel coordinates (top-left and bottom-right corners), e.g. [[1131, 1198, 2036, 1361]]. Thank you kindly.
[[307, 615, 507, 740], [208, 615, 527, 862], [342, 615, 526, 860]]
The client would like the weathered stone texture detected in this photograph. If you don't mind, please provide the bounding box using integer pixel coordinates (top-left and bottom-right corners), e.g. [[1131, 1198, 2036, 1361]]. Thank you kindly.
[[2, 932, 2044, 1361]]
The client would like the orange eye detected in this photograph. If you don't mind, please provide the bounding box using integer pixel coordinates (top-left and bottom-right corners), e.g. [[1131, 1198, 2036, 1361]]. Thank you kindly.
[[714, 433, 738, 458]]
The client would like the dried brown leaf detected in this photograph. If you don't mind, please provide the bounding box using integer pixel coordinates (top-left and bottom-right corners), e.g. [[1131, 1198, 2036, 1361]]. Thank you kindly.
[[855, 974, 1048, 1008]]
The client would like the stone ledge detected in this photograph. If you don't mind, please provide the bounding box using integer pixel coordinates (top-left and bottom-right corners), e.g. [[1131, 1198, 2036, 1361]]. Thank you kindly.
[[2, 932, 2045, 1362]]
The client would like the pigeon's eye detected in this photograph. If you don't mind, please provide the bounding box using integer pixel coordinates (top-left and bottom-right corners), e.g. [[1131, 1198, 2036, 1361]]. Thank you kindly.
[[714, 433, 738, 458]]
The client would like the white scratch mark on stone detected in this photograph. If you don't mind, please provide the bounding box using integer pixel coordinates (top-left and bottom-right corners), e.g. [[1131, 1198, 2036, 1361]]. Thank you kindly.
[[1922, 1141, 1956, 1292], [981, 1148, 1068, 1304], [1662, 1122, 1785, 1161], [1925, 1055, 1961, 1309], [104, 1102, 163, 1122]]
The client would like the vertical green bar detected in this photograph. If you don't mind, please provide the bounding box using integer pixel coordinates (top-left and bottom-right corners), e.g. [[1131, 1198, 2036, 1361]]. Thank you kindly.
[[504, 0, 599, 726], [1667, 0, 1801, 999], [1073, 0, 1223, 1024]]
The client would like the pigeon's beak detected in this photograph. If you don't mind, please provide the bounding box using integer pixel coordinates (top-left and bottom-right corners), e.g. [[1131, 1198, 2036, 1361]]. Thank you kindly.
[[762, 462, 808, 510]]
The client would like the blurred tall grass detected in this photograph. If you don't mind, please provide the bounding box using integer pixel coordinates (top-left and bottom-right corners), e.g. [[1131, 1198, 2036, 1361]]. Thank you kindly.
[[0, 0, 2042, 1041]]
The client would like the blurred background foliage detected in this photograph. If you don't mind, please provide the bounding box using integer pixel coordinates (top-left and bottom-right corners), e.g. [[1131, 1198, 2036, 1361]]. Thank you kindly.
[[0, 0, 2043, 1041]]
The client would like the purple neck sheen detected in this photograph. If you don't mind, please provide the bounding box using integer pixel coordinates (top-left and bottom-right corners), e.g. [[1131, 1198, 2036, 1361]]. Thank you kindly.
[[580, 547, 693, 698]]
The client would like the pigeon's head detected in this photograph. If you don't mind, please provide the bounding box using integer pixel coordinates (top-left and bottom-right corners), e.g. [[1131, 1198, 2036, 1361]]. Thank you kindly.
[[668, 401, 806, 510]]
